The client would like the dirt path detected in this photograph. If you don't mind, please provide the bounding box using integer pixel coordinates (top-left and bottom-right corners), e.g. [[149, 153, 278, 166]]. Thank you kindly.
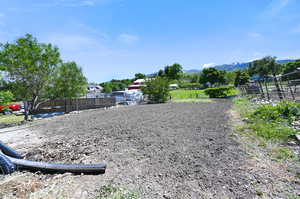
[[0, 101, 297, 198]]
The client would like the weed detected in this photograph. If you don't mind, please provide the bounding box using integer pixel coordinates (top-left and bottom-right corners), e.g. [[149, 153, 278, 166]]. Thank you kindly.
[[96, 185, 139, 199], [272, 147, 297, 161]]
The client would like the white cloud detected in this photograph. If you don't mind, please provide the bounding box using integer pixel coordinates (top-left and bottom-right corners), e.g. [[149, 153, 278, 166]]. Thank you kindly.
[[118, 34, 139, 44], [248, 32, 263, 39], [202, 63, 217, 68], [262, 0, 291, 18]]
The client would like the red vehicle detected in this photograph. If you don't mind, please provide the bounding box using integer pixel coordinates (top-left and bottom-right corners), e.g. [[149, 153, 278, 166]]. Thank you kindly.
[[0, 104, 22, 114]]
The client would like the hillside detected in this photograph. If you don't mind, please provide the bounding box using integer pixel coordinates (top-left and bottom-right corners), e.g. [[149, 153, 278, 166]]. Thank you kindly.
[[184, 59, 295, 73]]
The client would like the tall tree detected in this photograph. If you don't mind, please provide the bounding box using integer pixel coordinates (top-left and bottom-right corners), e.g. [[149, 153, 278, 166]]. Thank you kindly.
[[49, 62, 88, 99], [0, 34, 61, 109], [134, 73, 146, 80], [200, 67, 226, 87], [251, 56, 283, 99], [164, 63, 183, 80], [142, 77, 170, 103], [282, 59, 300, 80], [234, 70, 250, 87]]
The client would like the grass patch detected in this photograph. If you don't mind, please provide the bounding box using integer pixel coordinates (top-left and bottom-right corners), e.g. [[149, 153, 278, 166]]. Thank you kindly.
[[96, 185, 138, 199], [0, 114, 24, 125], [170, 89, 208, 100], [234, 98, 298, 142], [173, 98, 212, 103], [272, 147, 297, 161]]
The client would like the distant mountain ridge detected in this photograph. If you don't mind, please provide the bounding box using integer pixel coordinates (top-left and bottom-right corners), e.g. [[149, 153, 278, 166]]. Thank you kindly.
[[184, 59, 295, 73]]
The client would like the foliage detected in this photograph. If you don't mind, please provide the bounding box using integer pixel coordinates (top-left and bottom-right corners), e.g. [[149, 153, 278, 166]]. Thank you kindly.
[[158, 69, 164, 77], [250, 56, 281, 76], [170, 89, 207, 99], [246, 121, 296, 141], [204, 86, 238, 98], [282, 59, 300, 80], [134, 73, 146, 80], [0, 34, 61, 109], [100, 79, 133, 93], [235, 99, 299, 141], [49, 62, 88, 99], [234, 70, 250, 87], [249, 56, 283, 99], [0, 90, 14, 105], [142, 77, 170, 103], [225, 71, 237, 85], [178, 82, 202, 89], [164, 63, 183, 80], [180, 73, 201, 83], [200, 67, 226, 87], [251, 101, 300, 124]]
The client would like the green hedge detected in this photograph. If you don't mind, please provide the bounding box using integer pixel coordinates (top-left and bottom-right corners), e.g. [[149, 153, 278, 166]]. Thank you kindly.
[[204, 86, 238, 98]]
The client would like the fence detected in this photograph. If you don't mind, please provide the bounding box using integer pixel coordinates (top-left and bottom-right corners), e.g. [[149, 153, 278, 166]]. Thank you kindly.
[[240, 70, 300, 102], [30, 97, 116, 114]]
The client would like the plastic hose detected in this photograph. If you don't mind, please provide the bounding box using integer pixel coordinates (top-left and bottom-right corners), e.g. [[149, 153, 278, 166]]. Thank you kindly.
[[0, 141, 23, 159], [0, 154, 16, 174], [7, 156, 106, 174]]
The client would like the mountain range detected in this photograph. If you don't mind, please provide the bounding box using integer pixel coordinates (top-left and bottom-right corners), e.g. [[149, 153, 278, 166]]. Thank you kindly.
[[184, 59, 295, 73]]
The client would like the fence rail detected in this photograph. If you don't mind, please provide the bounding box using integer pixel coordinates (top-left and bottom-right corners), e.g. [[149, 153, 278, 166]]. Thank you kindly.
[[240, 70, 300, 102], [30, 97, 116, 114]]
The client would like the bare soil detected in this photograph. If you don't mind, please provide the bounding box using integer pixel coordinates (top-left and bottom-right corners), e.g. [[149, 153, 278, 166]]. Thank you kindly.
[[0, 100, 298, 199]]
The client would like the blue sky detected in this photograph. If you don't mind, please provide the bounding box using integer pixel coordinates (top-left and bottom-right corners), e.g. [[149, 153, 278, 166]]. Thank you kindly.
[[0, 0, 300, 82]]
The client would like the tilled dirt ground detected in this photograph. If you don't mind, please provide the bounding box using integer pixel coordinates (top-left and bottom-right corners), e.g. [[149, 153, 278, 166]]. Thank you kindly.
[[0, 100, 298, 199]]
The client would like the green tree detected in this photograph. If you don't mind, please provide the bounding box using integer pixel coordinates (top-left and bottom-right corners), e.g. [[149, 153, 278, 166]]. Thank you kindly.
[[200, 67, 226, 87], [225, 71, 237, 85], [134, 73, 146, 80], [0, 91, 14, 105], [251, 56, 283, 99], [234, 70, 250, 87], [164, 63, 183, 80], [49, 62, 88, 99], [142, 77, 170, 103], [103, 83, 113, 93], [158, 69, 164, 77], [282, 59, 300, 80], [0, 34, 61, 109]]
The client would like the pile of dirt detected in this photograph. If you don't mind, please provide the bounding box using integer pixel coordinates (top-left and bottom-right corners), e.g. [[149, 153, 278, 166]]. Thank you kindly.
[[0, 100, 298, 198]]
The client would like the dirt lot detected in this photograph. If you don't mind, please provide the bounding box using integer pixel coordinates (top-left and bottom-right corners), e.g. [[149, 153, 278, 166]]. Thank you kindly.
[[0, 100, 298, 199]]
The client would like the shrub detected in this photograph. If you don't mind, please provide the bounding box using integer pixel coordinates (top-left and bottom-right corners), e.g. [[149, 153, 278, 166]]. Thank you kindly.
[[251, 101, 300, 124], [0, 91, 14, 105], [246, 121, 296, 141], [204, 86, 238, 98], [142, 77, 170, 103]]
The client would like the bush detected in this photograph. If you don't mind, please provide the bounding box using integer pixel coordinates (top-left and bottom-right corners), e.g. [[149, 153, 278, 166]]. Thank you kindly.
[[245, 101, 300, 141], [142, 77, 170, 103], [0, 91, 14, 105], [204, 86, 238, 98]]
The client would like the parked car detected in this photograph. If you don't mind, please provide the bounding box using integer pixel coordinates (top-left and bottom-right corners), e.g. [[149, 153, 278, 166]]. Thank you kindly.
[[0, 104, 22, 115]]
